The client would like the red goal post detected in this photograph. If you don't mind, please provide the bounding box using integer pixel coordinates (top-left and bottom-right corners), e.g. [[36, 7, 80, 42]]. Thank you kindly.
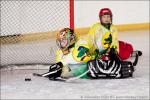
[[70, 0, 74, 30]]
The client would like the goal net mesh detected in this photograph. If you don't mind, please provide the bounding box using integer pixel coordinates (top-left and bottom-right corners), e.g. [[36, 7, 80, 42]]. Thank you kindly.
[[1, 0, 71, 66]]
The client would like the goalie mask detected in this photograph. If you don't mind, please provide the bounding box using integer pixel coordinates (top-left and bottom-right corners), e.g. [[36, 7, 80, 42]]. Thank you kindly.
[[56, 28, 77, 55]]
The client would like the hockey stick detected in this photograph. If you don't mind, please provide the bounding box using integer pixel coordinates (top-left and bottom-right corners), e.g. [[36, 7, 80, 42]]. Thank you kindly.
[[33, 68, 90, 82], [33, 72, 66, 82], [33, 73, 43, 77], [65, 69, 90, 82], [33, 67, 62, 77]]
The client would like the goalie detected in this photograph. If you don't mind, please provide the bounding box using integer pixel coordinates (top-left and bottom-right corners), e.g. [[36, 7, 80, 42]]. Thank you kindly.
[[38, 28, 138, 80]]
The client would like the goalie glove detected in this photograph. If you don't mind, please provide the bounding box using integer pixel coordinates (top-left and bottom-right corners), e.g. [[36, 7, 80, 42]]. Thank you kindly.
[[41, 62, 63, 80]]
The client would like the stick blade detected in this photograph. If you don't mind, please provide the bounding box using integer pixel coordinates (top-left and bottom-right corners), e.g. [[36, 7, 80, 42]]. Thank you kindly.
[[33, 73, 43, 77]]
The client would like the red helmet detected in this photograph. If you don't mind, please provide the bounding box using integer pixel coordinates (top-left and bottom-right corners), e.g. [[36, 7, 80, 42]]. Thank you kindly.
[[99, 8, 112, 18]]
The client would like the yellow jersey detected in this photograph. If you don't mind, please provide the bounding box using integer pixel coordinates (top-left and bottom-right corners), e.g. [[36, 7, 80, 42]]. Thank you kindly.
[[88, 23, 119, 53]]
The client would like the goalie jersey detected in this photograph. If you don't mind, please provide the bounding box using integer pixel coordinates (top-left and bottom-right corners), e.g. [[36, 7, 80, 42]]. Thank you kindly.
[[56, 36, 97, 78]]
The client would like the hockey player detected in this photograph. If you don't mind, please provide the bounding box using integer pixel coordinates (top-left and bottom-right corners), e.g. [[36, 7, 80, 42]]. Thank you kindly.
[[33, 28, 137, 80], [55, 28, 96, 79], [33, 28, 96, 79], [88, 8, 142, 60]]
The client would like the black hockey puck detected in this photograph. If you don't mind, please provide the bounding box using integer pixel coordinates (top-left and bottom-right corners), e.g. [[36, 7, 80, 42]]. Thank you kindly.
[[25, 78, 31, 81]]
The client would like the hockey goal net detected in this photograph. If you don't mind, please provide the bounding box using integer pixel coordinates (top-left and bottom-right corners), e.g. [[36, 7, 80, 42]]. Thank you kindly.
[[0, 0, 74, 67]]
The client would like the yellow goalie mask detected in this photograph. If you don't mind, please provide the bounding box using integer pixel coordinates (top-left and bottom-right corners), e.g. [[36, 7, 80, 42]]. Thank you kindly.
[[56, 28, 77, 55]]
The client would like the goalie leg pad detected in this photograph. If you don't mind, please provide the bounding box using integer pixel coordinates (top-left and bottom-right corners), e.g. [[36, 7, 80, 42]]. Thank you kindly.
[[120, 61, 134, 78], [87, 59, 121, 78], [87, 59, 134, 79]]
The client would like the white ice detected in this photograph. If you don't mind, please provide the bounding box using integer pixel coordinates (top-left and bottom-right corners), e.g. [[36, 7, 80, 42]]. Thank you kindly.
[[1, 30, 149, 99]]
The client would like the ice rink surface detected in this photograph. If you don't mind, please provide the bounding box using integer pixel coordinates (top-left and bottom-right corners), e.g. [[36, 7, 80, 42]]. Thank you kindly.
[[1, 30, 149, 99]]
